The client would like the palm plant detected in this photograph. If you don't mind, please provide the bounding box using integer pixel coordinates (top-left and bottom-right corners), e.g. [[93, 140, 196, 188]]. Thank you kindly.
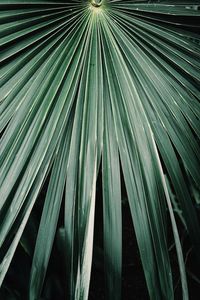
[[0, 0, 200, 299]]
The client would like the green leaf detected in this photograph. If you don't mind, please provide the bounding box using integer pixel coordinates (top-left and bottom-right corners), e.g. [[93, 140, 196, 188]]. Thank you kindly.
[[102, 73, 122, 300], [0, 1, 200, 299]]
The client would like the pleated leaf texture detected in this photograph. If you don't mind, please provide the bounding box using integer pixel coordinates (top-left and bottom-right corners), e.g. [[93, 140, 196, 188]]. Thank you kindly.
[[0, 0, 200, 299]]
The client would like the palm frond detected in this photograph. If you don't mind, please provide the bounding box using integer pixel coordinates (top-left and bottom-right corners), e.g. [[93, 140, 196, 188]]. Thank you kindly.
[[0, 1, 200, 299]]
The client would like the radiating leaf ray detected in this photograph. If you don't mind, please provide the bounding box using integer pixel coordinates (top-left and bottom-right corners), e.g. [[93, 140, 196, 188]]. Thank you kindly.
[[100, 13, 189, 298], [0, 11, 87, 131], [0, 1, 199, 299], [104, 13, 200, 186], [64, 14, 96, 299], [0, 6, 91, 251], [102, 69, 122, 300], [29, 119, 72, 300]]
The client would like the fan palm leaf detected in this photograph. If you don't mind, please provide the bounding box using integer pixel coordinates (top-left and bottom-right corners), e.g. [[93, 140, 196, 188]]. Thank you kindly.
[[0, 0, 200, 299]]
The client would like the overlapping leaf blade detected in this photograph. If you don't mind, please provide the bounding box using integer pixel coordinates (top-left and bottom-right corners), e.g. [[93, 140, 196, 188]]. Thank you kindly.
[[0, 1, 200, 299]]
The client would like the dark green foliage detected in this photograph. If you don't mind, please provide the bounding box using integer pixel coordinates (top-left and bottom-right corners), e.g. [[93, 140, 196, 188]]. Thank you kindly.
[[0, 1, 200, 299]]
